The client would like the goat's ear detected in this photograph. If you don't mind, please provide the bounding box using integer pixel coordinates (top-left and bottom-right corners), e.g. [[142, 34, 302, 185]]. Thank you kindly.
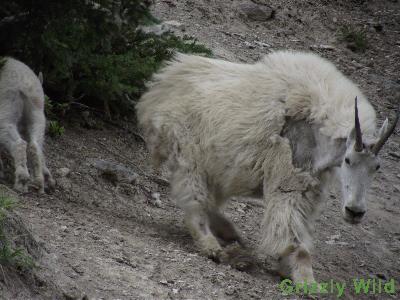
[[377, 118, 389, 139], [346, 127, 356, 148], [38, 72, 43, 85]]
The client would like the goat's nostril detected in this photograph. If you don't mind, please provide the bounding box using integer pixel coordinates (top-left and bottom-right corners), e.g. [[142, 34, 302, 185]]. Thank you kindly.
[[345, 207, 366, 218]]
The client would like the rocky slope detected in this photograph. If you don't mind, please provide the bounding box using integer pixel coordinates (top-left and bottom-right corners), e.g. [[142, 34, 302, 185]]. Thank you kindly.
[[1, 0, 400, 299]]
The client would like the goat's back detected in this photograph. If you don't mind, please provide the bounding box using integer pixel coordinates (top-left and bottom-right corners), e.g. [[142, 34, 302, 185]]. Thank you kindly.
[[0, 58, 45, 120], [136, 51, 376, 196]]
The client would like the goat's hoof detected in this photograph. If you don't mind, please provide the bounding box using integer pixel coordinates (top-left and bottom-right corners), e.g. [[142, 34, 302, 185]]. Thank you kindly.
[[14, 170, 30, 193], [208, 250, 227, 264], [203, 247, 225, 263], [198, 236, 225, 263], [46, 176, 56, 190], [31, 178, 45, 194], [14, 183, 28, 193], [292, 274, 316, 285], [223, 242, 254, 271]]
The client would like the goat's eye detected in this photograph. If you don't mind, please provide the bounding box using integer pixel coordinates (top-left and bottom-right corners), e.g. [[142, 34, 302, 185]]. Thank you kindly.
[[345, 158, 350, 165], [376, 164, 380, 171]]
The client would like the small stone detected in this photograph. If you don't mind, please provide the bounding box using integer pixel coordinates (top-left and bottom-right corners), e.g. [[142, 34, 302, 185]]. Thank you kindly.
[[91, 159, 139, 184], [254, 41, 271, 48], [137, 24, 168, 36], [163, 20, 185, 30], [225, 285, 236, 295], [310, 44, 336, 51], [373, 24, 383, 32], [56, 167, 70, 177], [376, 273, 387, 280], [244, 41, 255, 49], [160, 279, 168, 285], [239, 3, 275, 22], [56, 177, 73, 191], [389, 152, 400, 159], [71, 264, 85, 275]]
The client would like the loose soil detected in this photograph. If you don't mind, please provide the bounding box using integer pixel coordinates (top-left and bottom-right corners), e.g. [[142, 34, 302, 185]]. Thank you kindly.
[[1, 1, 399, 299]]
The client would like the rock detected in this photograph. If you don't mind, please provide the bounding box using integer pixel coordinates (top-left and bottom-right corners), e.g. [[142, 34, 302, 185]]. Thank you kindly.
[[254, 41, 271, 48], [159, 279, 168, 285], [91, 159, 139, 185], [56, 167, 70, 178], [239, 3, 275, 22], [325, 234, 348, 245], [375, 273, 388, 280], [244, 41, 255, 49], [225, 285, 236, 296], [56, 177, 73, 191], [151, 192, 162, 207], [389, 151, 400, 159], [163, 20, 185, 31], [310, 44, 336, 51], [373, 24, 383, 32], [137, 20, 185, 36], [137, 24, 168, 36]]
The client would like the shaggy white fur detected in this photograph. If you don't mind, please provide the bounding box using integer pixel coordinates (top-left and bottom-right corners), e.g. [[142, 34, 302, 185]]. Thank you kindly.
[[0, 57, 54, 193], [136, 50, 378, 283]]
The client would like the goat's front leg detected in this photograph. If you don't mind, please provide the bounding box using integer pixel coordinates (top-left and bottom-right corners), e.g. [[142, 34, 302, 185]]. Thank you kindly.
[[172, 168, 224, 262], [183, 202, 224, 261], [208, 210, 244, 246], [208, 209, 253, 270], [261, 190, 318, 284]]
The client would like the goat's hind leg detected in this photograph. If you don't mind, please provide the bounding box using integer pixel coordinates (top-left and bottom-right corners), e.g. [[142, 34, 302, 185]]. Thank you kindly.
[[0, 125, 30, 192], [27, 111, 54, 193], [172, 169, 224, 262], [208, 210, 244, 246], [208, 209, 254, 270]]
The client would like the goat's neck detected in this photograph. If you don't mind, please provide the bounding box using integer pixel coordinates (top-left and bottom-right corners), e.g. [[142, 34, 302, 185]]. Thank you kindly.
[[282, 118, 346, 177], [312, 133, 346, 176]]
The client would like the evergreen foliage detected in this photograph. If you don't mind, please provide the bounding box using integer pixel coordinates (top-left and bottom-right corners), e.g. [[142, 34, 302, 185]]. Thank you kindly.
[[0, 1, 211, 117]]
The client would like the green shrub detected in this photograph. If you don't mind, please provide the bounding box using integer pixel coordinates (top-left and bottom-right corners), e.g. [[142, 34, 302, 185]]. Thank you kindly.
[[48, 120, 65, 138], [0, 195, 33, 269], [0, 1, 211, 117], [338, 25, 368, 52]]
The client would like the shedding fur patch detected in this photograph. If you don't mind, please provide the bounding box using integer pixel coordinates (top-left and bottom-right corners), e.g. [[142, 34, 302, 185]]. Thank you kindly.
[[260, 135, 319, 256]]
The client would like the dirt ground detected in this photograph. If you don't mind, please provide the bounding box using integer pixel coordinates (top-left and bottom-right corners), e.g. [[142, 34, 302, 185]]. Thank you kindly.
[[1, 0, 400, 299]]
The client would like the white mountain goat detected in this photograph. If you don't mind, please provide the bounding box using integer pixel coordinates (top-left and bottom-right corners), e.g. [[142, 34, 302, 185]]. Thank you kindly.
[[136, 51, 399, 283], [0, 58, 54, 193]]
